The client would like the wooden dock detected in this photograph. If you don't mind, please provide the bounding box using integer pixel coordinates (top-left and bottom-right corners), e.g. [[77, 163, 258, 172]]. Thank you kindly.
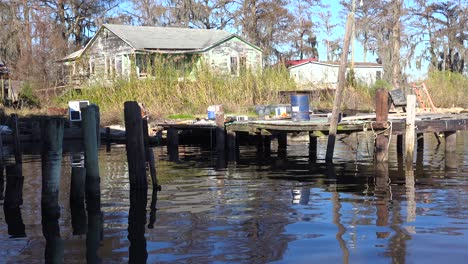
[[155, 111, 468, 164]]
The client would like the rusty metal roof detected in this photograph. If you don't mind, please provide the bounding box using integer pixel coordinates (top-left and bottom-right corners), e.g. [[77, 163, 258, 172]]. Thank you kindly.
[[104, 24, 233, 51]]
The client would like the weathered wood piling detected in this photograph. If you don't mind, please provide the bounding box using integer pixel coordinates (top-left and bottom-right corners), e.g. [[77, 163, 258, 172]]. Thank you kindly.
[[82, 105, 101, 200], [41, 117, 65, 263], [70, 153, 87, 235], [124, 101, 148, 189], [375, 89, 390, 162], [405, 95, 416, 169]]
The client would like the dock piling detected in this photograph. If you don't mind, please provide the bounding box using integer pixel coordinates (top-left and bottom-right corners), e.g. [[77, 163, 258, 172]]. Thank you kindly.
[[82, 105, 102, 198], [309, 132, 318, 162], [105, 127, 111, 152], [41, 118, 64, 208], [397, 135, 403, 155], [124, 101, 148, 189], [40, 117, 65, 263], [227, 130, 238, 162], [417, 133, 424, 151], [444, 131, 457, 170], [167, 127, 179, 161], [405, 95, 416, 169], [277, 133, 287, 158], [375, 89, 390, 162], [70, 153, 87, 235], [0, 130, 4, 200], [143, 119, 158, 189]]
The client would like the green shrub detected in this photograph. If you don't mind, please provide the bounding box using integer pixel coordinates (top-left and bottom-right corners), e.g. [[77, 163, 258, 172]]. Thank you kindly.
[[18, 82, 40, 108]]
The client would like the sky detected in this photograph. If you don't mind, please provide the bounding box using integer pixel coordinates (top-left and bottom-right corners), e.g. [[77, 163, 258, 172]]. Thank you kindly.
[[312, 0, 428, 81]]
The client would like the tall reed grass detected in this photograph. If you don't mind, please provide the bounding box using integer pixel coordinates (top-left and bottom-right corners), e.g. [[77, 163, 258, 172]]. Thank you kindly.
[[424, 71, 468, 108], [58, 65, 298, 124]]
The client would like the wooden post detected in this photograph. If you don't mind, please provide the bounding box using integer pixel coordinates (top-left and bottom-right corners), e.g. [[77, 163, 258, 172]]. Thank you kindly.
[[444, 131, 457, 170], [167, 127, 179, 162], [0, 130, 4, 200], [40, 118, 65, 257], [375, 162, 390, 238], [70, 153, 87, 235], [263, 136, 272, 157], [215, 110, 226, 169], [4, 164, 24, 209], [215, 111, 225, 154], [397, 135, 403, 155], [5, 114, 23, 210], [86, 187, 103, 264], [3, 188, 26, 237], [375, 89, 389, 162], [325, 13, 354, 162], [82, 105, 102, 202], [417, 133, 424, 151], [143, 119, 158, 189], [105, 127, 111, 152], [444, 131, 457, 153], [124, 101, 147, 189], [128, 188, 148, 263], [1, 79, 4, 103], [255, 134, 264, 154], [405, 95, 416, 169], [11, 114, 22, 166], [40, 118, 65, 263], [277, 133, 287, 158], [309, 132, 318, 162], [227, 130, 238, 162]]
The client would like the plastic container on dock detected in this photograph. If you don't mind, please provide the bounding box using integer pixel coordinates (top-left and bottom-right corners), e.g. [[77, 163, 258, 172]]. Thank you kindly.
[[290, 94, 310, 121]]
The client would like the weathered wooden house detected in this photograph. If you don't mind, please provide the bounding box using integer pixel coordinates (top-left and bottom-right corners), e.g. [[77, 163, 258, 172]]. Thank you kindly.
[[59, 24, 263, 84], [287, 60, 383, 87]]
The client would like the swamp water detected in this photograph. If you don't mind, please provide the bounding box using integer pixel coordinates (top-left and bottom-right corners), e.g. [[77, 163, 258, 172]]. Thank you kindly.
[[0, 132, 467, 263]]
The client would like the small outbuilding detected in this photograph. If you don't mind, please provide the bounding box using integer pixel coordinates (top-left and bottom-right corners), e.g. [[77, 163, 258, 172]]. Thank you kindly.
[[59, 24, 263, 85], [288, 60, 383, 87]]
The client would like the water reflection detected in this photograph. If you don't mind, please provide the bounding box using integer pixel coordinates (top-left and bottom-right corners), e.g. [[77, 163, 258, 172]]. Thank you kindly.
[[0, 132, 466, 263]]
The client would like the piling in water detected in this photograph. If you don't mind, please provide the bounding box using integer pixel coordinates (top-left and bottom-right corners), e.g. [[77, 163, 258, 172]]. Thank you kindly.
[[70, 153, 87, 235], [128, 188, 148, 263], [124, 101, 148, 189], [40, 117, 65, 263], [405, 95, 416, 169], [82, 105, 102, 199], [375, 89, 390, 162]]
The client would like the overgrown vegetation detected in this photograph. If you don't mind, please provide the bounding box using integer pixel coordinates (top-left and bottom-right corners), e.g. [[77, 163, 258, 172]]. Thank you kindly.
[[59, 65, 298, 124], [425, 71, 468, 108]]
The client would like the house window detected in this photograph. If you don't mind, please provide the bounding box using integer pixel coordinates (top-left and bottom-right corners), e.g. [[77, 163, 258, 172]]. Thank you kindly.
[[376, 70, 382, 80], [230, 57, 238, 75], [240, 57, 247, 73], [115, 55, 122, 75], [89, 57, 95, 75]]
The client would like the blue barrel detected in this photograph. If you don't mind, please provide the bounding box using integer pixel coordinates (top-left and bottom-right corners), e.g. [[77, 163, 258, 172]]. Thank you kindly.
[[290, 94, 310, 121]]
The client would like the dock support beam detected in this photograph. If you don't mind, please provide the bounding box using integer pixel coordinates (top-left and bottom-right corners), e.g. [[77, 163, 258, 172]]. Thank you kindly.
[[417, 133, 424, 151], [143, 119, 158, 189], [375, 89, 389, 162], [167, 128, 179, 162], [444, 131, 457, 170], [405, 95, 416, 169], [396, 135, 403, 155], [309, 132, 318, 162], [277, 133, 287, 158], [264, 136, 272, 157], [124, 101, 148, 189], [227, 130, 238, 162]]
